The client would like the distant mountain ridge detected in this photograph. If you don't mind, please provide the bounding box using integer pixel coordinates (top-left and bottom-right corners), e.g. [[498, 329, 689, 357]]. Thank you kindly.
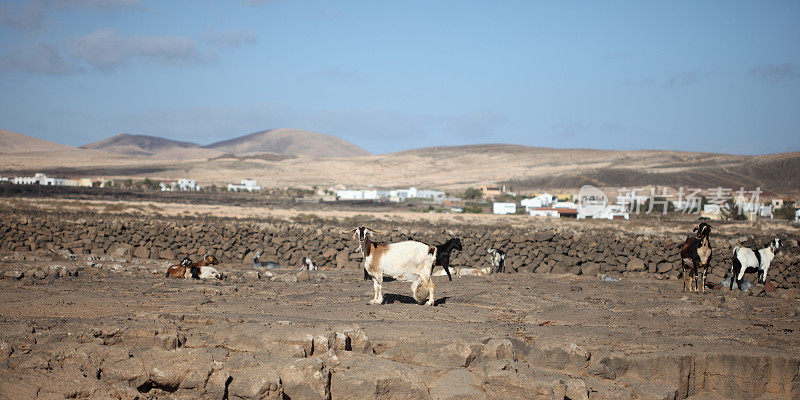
[[204, 128, 371, 158], [79, 133, 224, 161], [0, 129, 76, 153], [77, 128, 371, 159]]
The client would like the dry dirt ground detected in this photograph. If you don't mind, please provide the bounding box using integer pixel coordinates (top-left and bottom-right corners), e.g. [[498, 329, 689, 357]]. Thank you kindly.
[[1, 250, 799, 399]]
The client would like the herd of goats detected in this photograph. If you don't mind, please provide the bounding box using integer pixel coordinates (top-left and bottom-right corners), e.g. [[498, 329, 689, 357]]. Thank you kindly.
[[163, 223, 782, 305]]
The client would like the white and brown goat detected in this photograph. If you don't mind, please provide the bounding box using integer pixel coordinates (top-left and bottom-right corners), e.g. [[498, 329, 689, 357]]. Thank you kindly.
[[166, 254, 222, 280], [349, 227, 437, 306], [730, 238, 781, 289]]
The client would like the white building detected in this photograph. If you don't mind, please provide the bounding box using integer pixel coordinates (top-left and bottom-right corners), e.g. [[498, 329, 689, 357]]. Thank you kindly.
[[228, 179, 262, 192], [578, 204, 630, 220], [521, 194, 556, 211], [177, 179, 198, 191], [528, 208, 560, 218], [493, 202, 517, 215], [337, 189, 378, 200], [795, 209, 800, 223]]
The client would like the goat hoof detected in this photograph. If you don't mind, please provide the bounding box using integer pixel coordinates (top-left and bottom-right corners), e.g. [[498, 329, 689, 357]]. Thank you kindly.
[[369, 299, 383, 305], [425, 300, 434, 306]]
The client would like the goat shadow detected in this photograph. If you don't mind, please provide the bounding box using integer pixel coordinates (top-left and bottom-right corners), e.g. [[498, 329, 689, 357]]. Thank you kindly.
[[383, 294, 450, 306]]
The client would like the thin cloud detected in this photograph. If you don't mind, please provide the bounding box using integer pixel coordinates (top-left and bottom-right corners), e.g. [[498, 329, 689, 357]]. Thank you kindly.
[[0, 43, 84, 76], [53, 0, 143, 11], [0, 2, 46, 30], [202, 29, 258, 49], [749, 64, 799, 85], [0, 0, 144, 31], [65, 29, 210, 71], [665, 70, 709, 87]]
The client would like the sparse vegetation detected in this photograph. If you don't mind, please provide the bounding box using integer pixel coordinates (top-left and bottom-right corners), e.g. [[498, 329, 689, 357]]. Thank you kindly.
[[774, 206, 797, 220], [463, 187, 483, 200]]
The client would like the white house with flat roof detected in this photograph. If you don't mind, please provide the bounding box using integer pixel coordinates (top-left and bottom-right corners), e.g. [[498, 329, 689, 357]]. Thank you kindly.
[[228, 179, 261, 192]]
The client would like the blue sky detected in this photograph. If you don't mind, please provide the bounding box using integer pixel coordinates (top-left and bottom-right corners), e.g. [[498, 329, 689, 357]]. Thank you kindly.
[[1, 1, 798, 155]]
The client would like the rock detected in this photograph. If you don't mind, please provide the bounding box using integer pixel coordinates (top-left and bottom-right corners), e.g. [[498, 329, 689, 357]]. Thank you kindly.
[[580, 263, 600, 276], [429, 369, 484, 400], [107, 244, 132, 258], [244, 270, 261, 281], [278, 357, 330, 400], [345, 329, 371, 354], [525, 341, 590, 372], [409, 341, 478, 368], [335, 251, 351, 269], [297, 270, 311, 282], [228, 366, 283, 400], [627, 258, 646, 272], [587, 351, 630, 380], [481, 338, 515, 361], [280, 273, 298, 283], [133, 246, 149, 259], [158, 248, 175, 260], [483, 369, 567, 399], [322, 248, 338, 259], [4, 270, 23, 279], [330, 354, 427, 400]]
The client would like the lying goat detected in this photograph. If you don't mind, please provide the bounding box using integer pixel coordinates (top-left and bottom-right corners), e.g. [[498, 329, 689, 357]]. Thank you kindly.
[[431, 238, 462, 281], [349, 227, 437, 306], [252, 251, 281, 269], [165, 257, 192, 278], [187, 255, 221, 279], [487, 247, 506, 273], [679, 222, 712, 292], [730, 238, 781, 289]]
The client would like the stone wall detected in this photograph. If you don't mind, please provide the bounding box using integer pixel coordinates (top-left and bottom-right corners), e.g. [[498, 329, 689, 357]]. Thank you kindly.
[[1, 210, 798, 290]]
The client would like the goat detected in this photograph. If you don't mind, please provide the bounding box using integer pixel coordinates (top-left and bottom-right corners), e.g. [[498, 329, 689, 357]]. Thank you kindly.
[[432, 238, 462, 281], [196, 266, 223, 280], [730, 238, 781, 290], [679, 222, 712, 292], [302, 256, 317, 271], [349, 227, 437, 306], [487, 247, 506, 273], [186, 254, 221, 279], [252, 251, 281, 269], [165, 257, 192, 278]]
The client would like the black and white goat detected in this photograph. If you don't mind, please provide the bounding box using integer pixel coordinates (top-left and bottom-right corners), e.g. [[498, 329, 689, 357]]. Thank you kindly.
[[730, 238, 781, 290], [302, 256, 317, 271], [252, 251, 281, 269], [349, 227, 437, 306], [487, 247, 506, 273], [431, 238, 462, 281], [679, 222, 712, 292]]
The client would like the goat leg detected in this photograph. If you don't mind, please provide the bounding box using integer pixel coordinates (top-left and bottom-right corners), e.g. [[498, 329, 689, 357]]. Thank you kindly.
[[425, 277, 435, 306], [370, 275, 384, 305]]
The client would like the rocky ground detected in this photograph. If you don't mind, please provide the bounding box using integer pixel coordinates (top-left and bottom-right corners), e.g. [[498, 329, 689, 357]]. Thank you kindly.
[[1, 250, 799, 400]]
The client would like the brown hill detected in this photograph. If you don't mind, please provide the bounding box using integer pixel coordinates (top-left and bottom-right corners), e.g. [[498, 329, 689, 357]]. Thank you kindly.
[[80, 134, 224, 161], [2, 132, 798, 193], [204, 128, 370, 158], [0, 129, 76, 153]]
